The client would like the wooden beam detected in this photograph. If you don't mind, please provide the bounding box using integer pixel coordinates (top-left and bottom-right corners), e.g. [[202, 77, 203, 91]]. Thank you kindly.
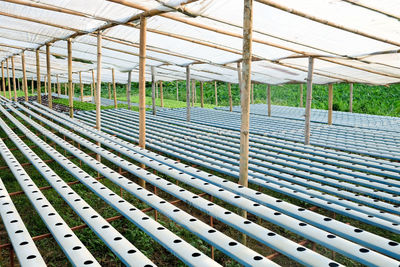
[[6, 59, 11, 99], [11, 56, 17, 101], [112, 68, 117, 108], [200, 81, 204, 108], [67, 39, 73, 117], [214, 81, 218, 106], [304, 57, 314, 145], [79, 72, 83, 101], [108, 83, 111, 99], [349, 83, 353, 113], [255, 0, 400, 48], [96, 31, 102, 132], [151, 66, 156, 115], [186, 65, 191, 121], [328, 84, 333, 125], [267, 84, 271, 117], [21, 53, 28, 101], [46, 44, 52, 108], [35, 50, 41, 103], [299, 84, 303, 108], [127, 71, 132, 110], [160, 81, 164, 107], [237, 62, 242, 95], [1, 62, 5, 97], [44, 75, 47, 95], [239, 0, 253, 246], [228, 82, 232, 112], [138, 15, 147, 188]]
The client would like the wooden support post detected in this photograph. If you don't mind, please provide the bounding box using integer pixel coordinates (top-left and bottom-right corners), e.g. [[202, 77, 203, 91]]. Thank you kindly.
[[68, 38, 73, 118], [6, 59, 11, 99], [91, 69, 95, 99], [267, 84, 271, 117], [239, 0, 253, 246], [155, 81, 158, 99], [79, 72, 83, 101], [151, 66, 156, 115], [138, 15, 147, 188], [96, 31, 102, 131], [44, 76, 47, 95], [237, 62, 242, 95], [21, 53, 28, 102], [300, 84, 303, 108], [35, 50, 41, 103], [191, 80, 195, 107], [200, 81, 204, 108], [349, 83, 353, 113], [1, 61, 5, 97], [108, 83, 111, 99], [64, 83, 67, 96], [228, 82, 232, 111], [328, 84, 333, 125], [127, 71, 132, 110], [251, 83, 254, 104], [214, 81, 218, 106], [304, 57, 315, 145], [57, 74, 61, 96], [160, 81, 163, 107], [31, 78, 34, 94], [90, 83, 93, 99], [11, 56, 17, 102], [186, 65, 191, 121], [176, 80, 179, 101], [46, 44, 52, 108], [112, 68, 117, 108]]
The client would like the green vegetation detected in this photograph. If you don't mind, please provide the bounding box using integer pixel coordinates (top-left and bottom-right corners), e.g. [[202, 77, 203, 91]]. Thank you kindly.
[[69, 81, 399, 116], [52, 98, 139, 111]]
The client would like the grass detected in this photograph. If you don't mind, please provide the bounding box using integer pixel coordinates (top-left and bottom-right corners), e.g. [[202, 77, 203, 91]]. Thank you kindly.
[[11, 79, 399, 116], [52, 98, 140, 111]]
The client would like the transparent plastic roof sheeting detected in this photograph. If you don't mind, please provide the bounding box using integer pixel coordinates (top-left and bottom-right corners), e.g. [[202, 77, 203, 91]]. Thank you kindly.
[[0, 0, 400, 85]]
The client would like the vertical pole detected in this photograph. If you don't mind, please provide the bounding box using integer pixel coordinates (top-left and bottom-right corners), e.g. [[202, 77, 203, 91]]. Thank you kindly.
[[36, 50, 41, 103], [191, 80, 195, 107], [237, 62, 242, 94], [304, 57, 314, 145], [127, 71, 132, 110], [160, 81, 164, 107], [267, 84, 271, 117], [349, 83, 353, 113], [108, 83, 111, 99], [228, 82, 232, 112], [96, 31, 102, 131], [6, 59, 11, 99], [200, 81, 204, 108], [186, 65, 191, 121], [46, 44, 52, 108], [57, 76, 60, 96], [112, 68, 117, 108], [11, 56, 17, 102], [44, 75, 47, 95], [68, 38, 73, 118], [1, 61, 5, 97], [138, 16, 147, 188], [176, 80, 179, 101], [251, 83, 254, 104], [31, 78, 34, 94], [79, 72, 83, 101], [151, 66, 156, 115], [239, 0, 253, 246], [300, 84, 303, 108], [91, 69, 95, 100], [328, 84, 333, 125], [214, 81, 218, 106], [21, 53, 28, 102]]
